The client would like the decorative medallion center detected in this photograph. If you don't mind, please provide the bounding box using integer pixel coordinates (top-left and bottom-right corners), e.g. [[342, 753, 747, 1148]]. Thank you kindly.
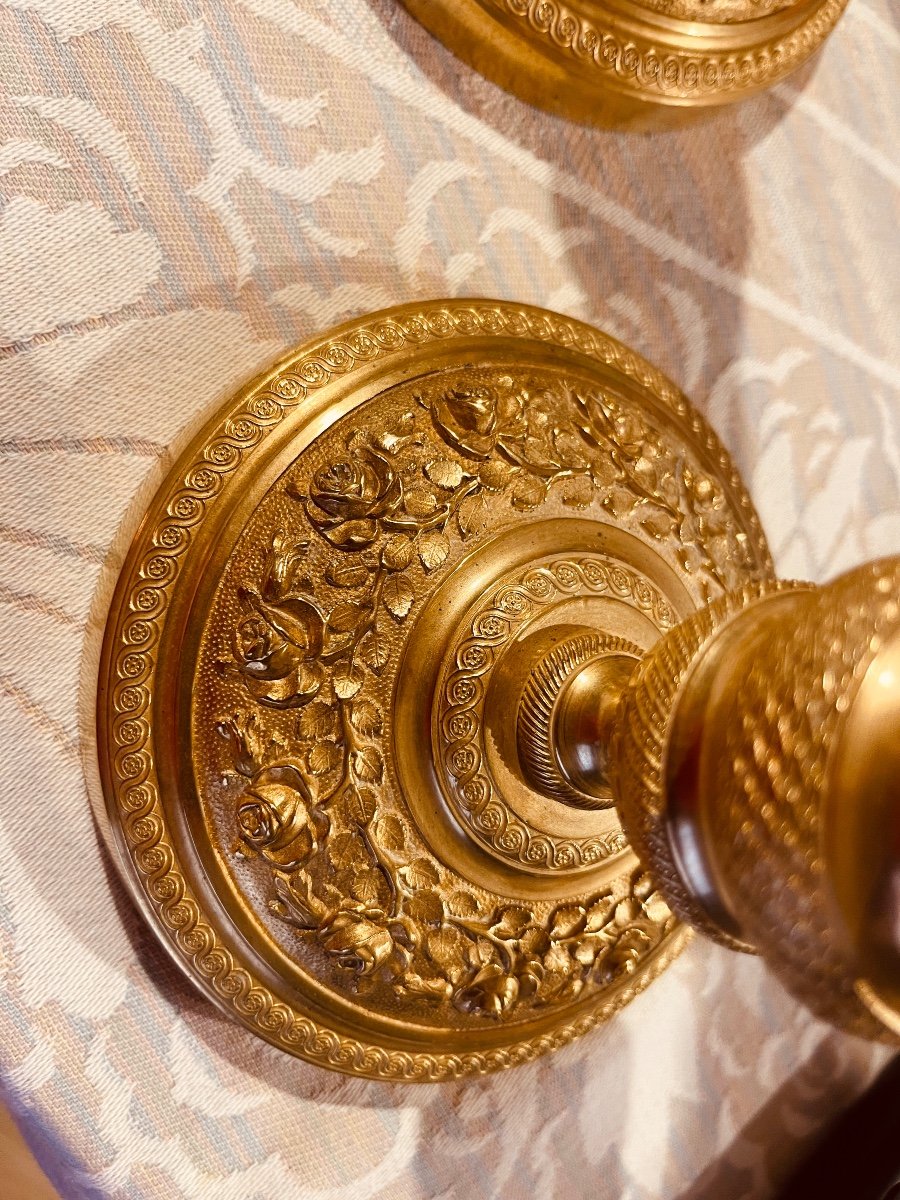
[[436, 556, 672, 870]]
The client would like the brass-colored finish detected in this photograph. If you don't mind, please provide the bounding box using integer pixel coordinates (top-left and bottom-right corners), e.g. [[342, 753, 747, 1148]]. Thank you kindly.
[[400, 0, 849, 129], [95, 300, 770, 1078], [96, 298, 899, 1077], [517, 628, 641, 808], [613, 561, 900, 1041]]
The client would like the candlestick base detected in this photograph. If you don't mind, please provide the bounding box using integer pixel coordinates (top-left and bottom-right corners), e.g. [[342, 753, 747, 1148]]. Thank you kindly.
[[95, 300, 772, 1077]]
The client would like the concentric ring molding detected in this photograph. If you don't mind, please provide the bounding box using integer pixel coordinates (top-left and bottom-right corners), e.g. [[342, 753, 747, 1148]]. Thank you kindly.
[[401, 0, 849, 127], [95, 300, 771, 1078]]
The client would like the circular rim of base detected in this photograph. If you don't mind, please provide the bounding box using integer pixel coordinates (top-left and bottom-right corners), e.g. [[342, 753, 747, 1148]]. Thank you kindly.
[[400, 0, 849, 127], [94, 299, 769, 1079]]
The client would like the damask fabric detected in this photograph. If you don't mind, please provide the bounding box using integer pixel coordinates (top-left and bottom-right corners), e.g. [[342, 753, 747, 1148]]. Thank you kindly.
[[0, 0, 898, 1197]]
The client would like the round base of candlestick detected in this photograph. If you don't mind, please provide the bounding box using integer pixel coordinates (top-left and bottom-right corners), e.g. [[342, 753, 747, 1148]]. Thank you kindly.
[[95, 300, 773, 1078], [400, 0, 849, 130]]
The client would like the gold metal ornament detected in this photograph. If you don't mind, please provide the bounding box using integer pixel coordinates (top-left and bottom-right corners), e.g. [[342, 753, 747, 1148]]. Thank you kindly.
[[399, 0, 849, 128], [613, 561, 900, 1041], [95, 300, 899, 1080]]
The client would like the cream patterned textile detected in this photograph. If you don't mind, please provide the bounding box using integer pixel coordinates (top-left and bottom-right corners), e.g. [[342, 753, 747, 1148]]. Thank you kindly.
[[0, 1, 898, 1197]]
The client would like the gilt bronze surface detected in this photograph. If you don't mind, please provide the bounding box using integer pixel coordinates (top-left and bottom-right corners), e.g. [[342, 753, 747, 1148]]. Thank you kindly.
[[95, 300, 771, 1078], [614, 560, 900, 1041], [400, 0, 849, 128], [97, 299, 900, 1078]]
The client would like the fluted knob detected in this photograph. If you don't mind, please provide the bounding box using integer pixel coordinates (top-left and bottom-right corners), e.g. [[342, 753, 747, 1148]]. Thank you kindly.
[[610, 558, 900, 1040]]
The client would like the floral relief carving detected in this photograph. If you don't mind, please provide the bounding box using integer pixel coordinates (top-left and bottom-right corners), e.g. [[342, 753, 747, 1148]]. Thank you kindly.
[[422, 374, 754, 596], [303, 447, 404, 550], [211, 372, 746, 1018], [217, 696, 673, 1020]]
